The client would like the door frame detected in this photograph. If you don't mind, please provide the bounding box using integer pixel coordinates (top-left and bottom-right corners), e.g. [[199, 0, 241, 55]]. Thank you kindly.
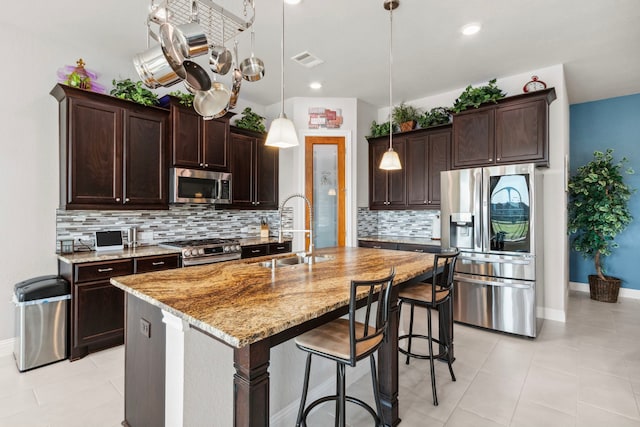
[[305, 136, 346, 248]]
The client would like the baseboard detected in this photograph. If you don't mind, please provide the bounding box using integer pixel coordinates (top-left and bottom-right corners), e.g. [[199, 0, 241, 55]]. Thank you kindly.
[[270, 362, 369, 427], [570, 281, 640, 300], [543, 307, 566, 322], [0, 338, 15, 357]]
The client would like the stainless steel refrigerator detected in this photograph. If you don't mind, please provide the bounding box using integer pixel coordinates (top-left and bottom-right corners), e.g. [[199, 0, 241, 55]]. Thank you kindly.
[[441, 163, 543, 337]]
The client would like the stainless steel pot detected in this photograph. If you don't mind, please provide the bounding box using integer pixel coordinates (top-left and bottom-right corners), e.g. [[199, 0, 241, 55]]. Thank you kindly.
[[133, 44, 185, 88], [160, 22, 208, 66], [239, 8, 264, 82], [209, 8, 232, 75]]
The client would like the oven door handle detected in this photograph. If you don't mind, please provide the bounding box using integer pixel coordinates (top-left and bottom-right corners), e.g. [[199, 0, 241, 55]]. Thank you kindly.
[[454, 274, 533, 289]]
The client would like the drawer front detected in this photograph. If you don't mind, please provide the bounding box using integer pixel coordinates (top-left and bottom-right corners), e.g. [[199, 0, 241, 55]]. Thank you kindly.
[[358, 240, 398, 250], [269, 242, 291, 254], [75, 259, 134, 283], [135, 254, 180, 273], [241, 244, 269, 259], [397, 243, 441, 253]]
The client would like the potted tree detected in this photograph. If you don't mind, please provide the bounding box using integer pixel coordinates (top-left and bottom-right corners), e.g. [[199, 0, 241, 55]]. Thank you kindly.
[[567, 149, 634, 302], [392, 102, 421, 132]]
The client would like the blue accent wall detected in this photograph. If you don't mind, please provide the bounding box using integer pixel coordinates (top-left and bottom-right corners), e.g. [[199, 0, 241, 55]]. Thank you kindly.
[[570, 93, 640, 289]]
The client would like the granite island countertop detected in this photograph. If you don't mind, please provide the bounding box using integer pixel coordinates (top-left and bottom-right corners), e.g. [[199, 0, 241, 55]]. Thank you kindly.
[[110, 246, 435, 348], [358, 235, 442, 247]]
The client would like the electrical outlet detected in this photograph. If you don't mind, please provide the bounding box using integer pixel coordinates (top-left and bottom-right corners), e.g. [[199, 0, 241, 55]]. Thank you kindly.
[[140, 318, 151, 338]]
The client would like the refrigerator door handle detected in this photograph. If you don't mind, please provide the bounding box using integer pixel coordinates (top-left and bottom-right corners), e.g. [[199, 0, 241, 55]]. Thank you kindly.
[[454, 274, 533, 289], [458, 255, 532, 266]]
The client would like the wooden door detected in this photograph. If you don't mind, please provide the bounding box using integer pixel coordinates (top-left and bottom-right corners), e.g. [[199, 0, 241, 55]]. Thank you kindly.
[[202, 118, 229, 171], [369, 138, 391, 208], [406, 134, 429, 207], [386, 138, 407, 207], [495, 99, 547, 164], [171, 103, 202, 168], [74, 281, 125, 348], [452, 108, 495, 168], [123, 108, 168, 207], [427, 129, 451, 207], [229, 132, 256, 207], [68, 97, 122, 206], [305, 136, 346, 248], [256, 141, 279, 209]]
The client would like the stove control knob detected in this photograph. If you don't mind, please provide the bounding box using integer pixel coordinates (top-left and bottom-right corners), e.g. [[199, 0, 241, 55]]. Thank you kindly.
[[223, 246, 230, 252], [236, 245, 241, 252], [183, 249, 191, 257], [198, 248, 205, 255]]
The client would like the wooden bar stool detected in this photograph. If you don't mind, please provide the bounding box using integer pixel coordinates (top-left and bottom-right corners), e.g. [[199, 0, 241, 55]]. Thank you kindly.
[[294, 268, 396, 427], [398, 249, 459, 406]]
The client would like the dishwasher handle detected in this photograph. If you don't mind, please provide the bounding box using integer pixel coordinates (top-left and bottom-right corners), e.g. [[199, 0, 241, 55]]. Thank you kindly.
[[459, 255, 532, 266], [454, 274, 533, 289]]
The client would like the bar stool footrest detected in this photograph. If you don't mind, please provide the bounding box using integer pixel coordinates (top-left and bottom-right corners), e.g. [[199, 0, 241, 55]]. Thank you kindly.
[[398, 333, 449, 360], [300, 394, 381, 426]]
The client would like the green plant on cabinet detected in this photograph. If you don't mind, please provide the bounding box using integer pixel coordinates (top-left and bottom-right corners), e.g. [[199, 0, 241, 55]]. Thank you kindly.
[[392, 102, 422, 132], [234, 107, 266, 133], [451, 78, 506, 113], [369, 121, 396, 138], [568, 149, 634, 281], [110, 79, 159, 106], [169, 90, 195, 107], [418, 107, 451, 128]]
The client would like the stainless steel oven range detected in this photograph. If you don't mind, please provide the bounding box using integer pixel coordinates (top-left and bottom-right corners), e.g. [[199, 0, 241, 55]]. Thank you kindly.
[[160, 238, 242, 266]]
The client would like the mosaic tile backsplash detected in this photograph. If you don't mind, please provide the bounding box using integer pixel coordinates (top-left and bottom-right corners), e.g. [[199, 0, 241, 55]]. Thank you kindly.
[[357, 207, 440, 238], [56, 205, 293, 249]]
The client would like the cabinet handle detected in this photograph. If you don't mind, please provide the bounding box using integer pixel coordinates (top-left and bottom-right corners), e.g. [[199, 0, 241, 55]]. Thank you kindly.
[[256, 201, 260, 205], [489, 158, 493, 162], [152, 261, 165, 266], [251, 249, 261, 253], [98, 267, 114, 273], [125, 198, 130, 202], [414, 249, 424, 253], [373, 245, 382, 249], [275, 246, 285, 250], [115, 198, 121, 202], [199, 163, 204, 167], [496, 158, 501, 161], [428, 200, 432, 204], [204, 163, 209, 167]]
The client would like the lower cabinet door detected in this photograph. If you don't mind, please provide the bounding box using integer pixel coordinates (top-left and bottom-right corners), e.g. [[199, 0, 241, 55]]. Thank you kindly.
[[74, 281, 125, 347]]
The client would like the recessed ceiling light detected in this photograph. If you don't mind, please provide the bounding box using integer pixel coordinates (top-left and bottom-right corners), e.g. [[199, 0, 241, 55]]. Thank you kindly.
[[284, 0, 301, 4], [461, 23, 481, 36], [309, 82, 322, 90]]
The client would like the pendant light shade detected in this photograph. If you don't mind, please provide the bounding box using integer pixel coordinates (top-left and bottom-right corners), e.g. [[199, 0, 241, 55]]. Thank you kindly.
[[379, 0, 401, 170], [379, 147, 402, 170], [265, 0, 299, 148], [266, 113, 299, 148]]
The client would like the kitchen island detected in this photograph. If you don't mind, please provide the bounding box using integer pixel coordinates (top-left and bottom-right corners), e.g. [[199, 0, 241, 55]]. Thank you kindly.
[[111, 246, 439, 426]]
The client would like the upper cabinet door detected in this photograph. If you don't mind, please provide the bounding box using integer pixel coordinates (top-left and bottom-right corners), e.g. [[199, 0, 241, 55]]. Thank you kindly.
[[123, 108, 168, 207], [452, 108, 495, 168], [427, 129, 451, 207], [228, 132, 255, 207], [67, 96, 122, 206], [386, 139, 407, 207], [256, 143, 279, 209], [202, 118, 229, 171], [495, 99, 547, 165], [406, 134, 429, 207], [369, 138, 391, 208], [170, 103, 202, 168]]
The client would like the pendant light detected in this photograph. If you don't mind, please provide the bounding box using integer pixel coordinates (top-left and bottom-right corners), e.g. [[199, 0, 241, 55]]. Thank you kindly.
[[265, 0, 299, 148], [379, 0, 402, 170]]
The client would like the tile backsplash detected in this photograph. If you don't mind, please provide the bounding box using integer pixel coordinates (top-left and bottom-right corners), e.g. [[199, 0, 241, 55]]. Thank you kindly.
[[56, 205, 293, 249], [357, 207, 440, 238]]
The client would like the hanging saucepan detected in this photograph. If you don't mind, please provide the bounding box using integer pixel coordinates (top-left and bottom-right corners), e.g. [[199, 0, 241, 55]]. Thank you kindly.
[[159, 21, 208, 66], [183, 60, 211, 91], [239, 2, 264, 82], [133, 44, 184, 89], [209, 8, 232, 75], [193, 82, 231, 117], [228, 41, 242, 109]]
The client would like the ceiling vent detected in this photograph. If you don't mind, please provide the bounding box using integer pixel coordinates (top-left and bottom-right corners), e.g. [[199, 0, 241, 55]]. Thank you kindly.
[[291, 51, 324, 68]]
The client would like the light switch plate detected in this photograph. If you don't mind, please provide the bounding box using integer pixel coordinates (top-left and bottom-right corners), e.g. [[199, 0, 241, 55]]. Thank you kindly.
[[140, 318, 151, 338]]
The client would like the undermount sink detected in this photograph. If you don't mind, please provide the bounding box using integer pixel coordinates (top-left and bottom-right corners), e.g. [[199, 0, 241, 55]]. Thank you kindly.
[[256, 254, 333, 269]]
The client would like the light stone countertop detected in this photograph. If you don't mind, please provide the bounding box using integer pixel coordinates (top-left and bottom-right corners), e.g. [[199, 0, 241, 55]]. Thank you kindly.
[[111, 246, 435, 348], [358, 235, 442, 247], [57, 245, 181, 264]]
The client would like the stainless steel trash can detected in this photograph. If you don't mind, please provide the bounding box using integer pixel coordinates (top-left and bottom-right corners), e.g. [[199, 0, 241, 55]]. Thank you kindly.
[[13, 275, 70, 372]]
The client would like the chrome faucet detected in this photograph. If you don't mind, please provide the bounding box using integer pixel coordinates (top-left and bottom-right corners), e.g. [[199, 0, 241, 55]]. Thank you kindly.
[[279, 193, 314, 257]]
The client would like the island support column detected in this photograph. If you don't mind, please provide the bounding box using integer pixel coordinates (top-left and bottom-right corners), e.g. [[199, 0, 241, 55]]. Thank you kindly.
[[378, 285, 400, 426], [233, 340, 270, 427]]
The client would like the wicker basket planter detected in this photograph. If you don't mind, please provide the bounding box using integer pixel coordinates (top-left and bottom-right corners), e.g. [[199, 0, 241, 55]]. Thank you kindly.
[[588, 275, 621, 303]]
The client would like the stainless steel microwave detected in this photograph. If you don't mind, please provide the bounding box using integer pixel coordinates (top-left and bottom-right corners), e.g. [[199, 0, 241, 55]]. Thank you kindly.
[[169, 168, 232, 204]]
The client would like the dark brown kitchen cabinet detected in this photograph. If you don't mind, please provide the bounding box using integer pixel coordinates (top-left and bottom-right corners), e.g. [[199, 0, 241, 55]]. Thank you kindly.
[[452, 88, 556, 168], [406, 126, 451, 209], [170, 100, 229, 171], [240, 241, 292, 259], [229, 127, 279, 209], [369, 137, 406, 209], [51, 84, 169, 210], [58, 253, 179, 361], [368, 126, 451, 210]]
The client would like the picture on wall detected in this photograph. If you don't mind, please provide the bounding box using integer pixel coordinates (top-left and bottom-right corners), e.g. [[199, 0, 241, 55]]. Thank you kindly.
[[308, 107, 343, 129]]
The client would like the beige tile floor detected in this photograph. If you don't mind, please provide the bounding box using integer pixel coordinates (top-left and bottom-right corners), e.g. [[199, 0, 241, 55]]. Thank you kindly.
[[1, 290, 639, 426]]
